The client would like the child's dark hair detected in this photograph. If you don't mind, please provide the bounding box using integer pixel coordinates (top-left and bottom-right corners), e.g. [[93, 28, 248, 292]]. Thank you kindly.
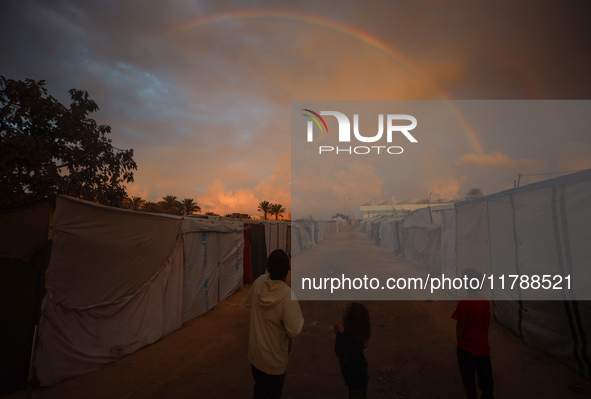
[[267, 249, 290, 280], [343, 302, 371, 347]]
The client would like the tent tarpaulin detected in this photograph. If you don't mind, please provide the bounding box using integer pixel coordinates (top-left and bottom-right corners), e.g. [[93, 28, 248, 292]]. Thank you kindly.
[[455, 169, 591, 378], [180, 216, 244, 323], [181, 230, 219, 323], [247, 223, 267, 282], [34, 196, 184, 386]]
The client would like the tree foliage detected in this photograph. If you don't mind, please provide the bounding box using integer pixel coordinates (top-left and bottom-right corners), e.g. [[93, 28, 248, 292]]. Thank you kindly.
[[269, 203, 286, 220], [258, 200, 272, 220], [157, 195, 182, 214], [332, 212, 348, 220], [143, 201, 161, 213], [122, 195, 145, 211], [181, 198, 201, 215], [0, 76, 136, 207], [465, 187, 484, 200]]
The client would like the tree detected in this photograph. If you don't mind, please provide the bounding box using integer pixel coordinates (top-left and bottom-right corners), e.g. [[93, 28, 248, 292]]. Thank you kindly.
[[158, 195, 182, 214], [143, 201, 161, 213], [181, 198, 201, 215], [0, 76, 136, 207], [122, 195, 145, 211], [270, 203, 286, 220], [258, 200, 272, 220], [205, 211, 219, 216], [465, 187, 484, 201]]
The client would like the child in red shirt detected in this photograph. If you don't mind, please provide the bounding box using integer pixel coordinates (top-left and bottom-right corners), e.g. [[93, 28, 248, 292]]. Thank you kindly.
[[452, 268, 494, 399]]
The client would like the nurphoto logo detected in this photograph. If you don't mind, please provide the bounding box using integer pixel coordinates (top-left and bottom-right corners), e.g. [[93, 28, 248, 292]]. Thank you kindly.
[[302, 109, 418, 155]]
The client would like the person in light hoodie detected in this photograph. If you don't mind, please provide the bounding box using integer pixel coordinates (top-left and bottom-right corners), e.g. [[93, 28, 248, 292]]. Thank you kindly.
[[246, 249, 304, 399]]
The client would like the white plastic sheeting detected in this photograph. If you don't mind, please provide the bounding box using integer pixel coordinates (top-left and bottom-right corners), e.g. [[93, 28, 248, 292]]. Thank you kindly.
[[35, 196, 184, 386], [363, 206, 453, 274], [263, 221, 289, 257], [455, 169, 591, 379], [34, 197, 245, 386], [291, 219, 344, 254], [440, 209, 456, 294], [181, 217, 244, 323]]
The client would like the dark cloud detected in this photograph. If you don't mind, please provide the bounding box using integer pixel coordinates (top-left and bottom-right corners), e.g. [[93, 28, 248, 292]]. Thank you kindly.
[[2, 0, 591, 214]]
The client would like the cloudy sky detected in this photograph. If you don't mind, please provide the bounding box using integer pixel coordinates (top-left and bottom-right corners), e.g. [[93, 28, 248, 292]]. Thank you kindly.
[[2, 0, 591, 217]]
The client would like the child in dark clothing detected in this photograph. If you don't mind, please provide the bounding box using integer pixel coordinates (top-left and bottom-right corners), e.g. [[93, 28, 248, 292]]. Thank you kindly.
[[452, 268, 494, 399], [333, 302, 371, 399]]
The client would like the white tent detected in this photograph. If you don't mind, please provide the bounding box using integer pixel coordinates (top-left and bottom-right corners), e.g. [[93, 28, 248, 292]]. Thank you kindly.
[[34, 196, 244, 386], [455, 169, 591, 378], [366, 206, 453, 274], [181, 217, 244, 323]]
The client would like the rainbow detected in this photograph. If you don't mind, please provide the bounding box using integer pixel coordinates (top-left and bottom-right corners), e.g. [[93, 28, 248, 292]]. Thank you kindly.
[[166, 10, 486, 155]]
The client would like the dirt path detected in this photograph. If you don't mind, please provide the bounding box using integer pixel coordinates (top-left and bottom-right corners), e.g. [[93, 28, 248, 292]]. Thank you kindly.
[[5, 226, 590, 398]]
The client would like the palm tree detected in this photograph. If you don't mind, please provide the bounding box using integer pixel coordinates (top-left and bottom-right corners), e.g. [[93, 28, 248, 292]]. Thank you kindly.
[[258, 200, 272, 220], [158, 195, 182, 214], [181, 198, 201, 215], [465, 187, 484, 201], [121, 196, 146, 210], [270, 203, 286, 220], [143, 201, 161, 213], [132, 196, 145, 210]]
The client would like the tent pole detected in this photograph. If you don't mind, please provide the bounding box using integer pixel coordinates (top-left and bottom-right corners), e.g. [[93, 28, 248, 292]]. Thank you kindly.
[[26, 324, 39, 399]]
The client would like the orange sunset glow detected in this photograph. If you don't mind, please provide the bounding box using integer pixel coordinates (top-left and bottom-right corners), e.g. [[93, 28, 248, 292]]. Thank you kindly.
[[2, 1, 590, 217]]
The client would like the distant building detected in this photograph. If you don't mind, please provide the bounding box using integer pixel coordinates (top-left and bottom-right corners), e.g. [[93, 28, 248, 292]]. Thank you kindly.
[[248, 213, 291, 221], [230, 213, 250, 219]]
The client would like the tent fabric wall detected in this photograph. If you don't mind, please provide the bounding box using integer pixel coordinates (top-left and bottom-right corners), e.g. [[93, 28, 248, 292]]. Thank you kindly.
[[378, 218, 402, 254], [401, 226, 441, 274], [34, 196, 184, 387], [362, 208, 449, 274], [261, 221, 289, 257], [248, 223, 267, 281], [440, 209, 456, 294], [292, 221, 314, 251], [181, 217, 244, 323], [455, 169, 591, 379], [291, 224, 302, 255], [400, 208, 443, 273], [291, 220, 344, 257], [243, 228, 253, 284], [455, 201, 491, 298], [218, 229, 245, 301], [181, 231, 219, 323]]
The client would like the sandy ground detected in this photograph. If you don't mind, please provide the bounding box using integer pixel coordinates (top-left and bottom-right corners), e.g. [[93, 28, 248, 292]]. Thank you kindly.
[[4, 226, 590, 399]]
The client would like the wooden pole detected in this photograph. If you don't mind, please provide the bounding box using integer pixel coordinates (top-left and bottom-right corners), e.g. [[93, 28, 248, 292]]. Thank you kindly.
[[26, 324, 39, 399]]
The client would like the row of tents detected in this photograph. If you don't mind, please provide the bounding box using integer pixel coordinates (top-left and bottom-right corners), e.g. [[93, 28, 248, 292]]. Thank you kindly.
[[0, 196, 343, 393], [4, 168, 588, 390], [361, 168, 591, 379]]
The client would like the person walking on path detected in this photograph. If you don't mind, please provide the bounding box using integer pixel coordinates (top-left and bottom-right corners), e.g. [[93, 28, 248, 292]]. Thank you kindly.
[[246, 249, 304, 399]]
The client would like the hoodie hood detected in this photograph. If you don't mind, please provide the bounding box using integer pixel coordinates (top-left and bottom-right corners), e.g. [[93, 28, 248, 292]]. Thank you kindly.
[[257, 276, 291, 309]]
